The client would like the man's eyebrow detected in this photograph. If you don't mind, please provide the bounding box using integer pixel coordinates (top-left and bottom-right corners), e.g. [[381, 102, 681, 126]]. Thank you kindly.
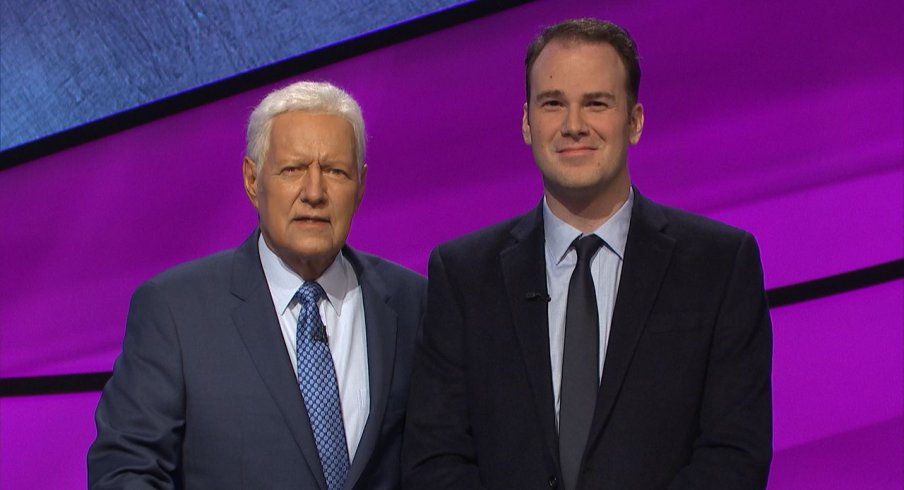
[[584, 91, 616, 101], [533, 90, 617, 102], [534, 89, 564, 101]]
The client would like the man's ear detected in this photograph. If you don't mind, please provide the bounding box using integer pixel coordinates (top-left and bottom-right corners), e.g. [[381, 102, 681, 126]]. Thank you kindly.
[[242, 157, 259, 208], [629, 103, 644, 145], [355, 164, 367, 210], [521, 102, 532, 144]]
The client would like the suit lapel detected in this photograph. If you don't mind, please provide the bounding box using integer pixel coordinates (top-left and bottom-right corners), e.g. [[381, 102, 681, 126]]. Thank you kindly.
[[586, 191, 675, 449], [500, 206, 560, 467], [342, 247, 398, 489], [229, 231, 328, 490]]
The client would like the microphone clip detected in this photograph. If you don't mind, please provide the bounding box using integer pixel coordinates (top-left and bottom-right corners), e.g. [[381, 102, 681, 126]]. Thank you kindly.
[[525, 291, 551, 302], [311, 321, 329, 344]]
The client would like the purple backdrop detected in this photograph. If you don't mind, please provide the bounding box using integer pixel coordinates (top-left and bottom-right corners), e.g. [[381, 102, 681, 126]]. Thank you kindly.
[[1, 0, 902, 488]]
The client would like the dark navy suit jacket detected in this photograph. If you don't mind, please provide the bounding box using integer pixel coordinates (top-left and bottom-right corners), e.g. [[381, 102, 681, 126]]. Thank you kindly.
[[89, 231, 426, 489], [403, 190, 772, 489]]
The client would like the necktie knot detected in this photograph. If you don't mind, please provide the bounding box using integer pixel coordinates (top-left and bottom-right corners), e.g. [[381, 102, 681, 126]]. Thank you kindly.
[[572, 235, 604, 264], [296, 282, 326, 339], [296, 281, 325, 305]]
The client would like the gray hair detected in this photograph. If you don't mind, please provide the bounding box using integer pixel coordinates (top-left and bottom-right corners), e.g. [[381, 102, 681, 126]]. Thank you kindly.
[[245, 81, 366, 175]]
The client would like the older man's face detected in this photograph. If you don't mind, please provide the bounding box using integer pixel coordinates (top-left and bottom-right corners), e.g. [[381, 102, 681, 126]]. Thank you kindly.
[[243, 111, 365, 280]]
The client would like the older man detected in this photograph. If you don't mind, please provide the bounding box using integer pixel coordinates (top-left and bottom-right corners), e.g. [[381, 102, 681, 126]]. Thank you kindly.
[[89, 81, 426, 489], [403, 19, 772, 489]]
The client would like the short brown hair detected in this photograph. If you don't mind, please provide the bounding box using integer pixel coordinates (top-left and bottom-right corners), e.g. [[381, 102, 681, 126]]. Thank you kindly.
[[524, 18, 641, 107]]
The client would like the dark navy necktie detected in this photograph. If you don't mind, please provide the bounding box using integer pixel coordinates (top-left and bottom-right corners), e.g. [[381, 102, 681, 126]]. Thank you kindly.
[[295, 281, 350, 490], [559, 235, 604, 490]]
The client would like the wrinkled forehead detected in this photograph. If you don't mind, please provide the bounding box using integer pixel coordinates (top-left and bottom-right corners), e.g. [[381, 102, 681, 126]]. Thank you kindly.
[[267, 112, 357, 158]]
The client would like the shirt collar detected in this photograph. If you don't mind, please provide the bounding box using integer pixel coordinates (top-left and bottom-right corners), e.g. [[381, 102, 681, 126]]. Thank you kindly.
[[543, 187, 634, 264], [257, 233, 353, 315]]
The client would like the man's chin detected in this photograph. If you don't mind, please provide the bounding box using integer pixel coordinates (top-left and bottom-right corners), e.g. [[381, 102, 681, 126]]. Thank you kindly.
[[269, 238, 340, 272], [545, 179, 608, 199], [288, 243, 339, 262]]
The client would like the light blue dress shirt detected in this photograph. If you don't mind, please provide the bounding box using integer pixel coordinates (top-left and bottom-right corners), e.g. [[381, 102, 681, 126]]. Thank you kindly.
[[258, 235, 370, 463], [543, 188, 634, 426]]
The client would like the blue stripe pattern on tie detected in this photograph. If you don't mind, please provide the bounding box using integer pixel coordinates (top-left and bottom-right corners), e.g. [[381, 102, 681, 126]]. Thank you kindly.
[[295, 281, 350, 490]]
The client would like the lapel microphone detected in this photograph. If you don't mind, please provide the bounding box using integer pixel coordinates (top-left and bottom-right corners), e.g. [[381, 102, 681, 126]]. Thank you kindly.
[[312, 320, 329, 344], [525, 292, 551, 302]]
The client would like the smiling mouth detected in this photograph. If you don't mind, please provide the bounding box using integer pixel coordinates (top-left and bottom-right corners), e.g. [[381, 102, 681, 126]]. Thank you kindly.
[[557, 146, 597, 154]]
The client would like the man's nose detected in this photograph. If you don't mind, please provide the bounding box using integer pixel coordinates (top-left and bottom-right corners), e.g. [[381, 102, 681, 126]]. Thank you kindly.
[[300, 164, 325, 204], [561, 107, 589, 138]]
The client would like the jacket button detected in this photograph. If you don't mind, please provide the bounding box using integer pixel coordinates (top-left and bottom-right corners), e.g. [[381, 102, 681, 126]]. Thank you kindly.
[[548, 476, 558, 488]]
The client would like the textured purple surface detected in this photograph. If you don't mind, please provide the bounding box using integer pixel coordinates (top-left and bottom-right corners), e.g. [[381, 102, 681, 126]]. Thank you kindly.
[[771, 281, 903, 450], [0, 392, 101, 489], [710, 168, 903, 288], [1, 0, 902, 488], [770, 416, 904, 489]]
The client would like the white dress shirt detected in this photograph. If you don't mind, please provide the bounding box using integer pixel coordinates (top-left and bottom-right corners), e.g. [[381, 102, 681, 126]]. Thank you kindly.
[[258, 235, 370, 463], [543, 188, 633, 426]]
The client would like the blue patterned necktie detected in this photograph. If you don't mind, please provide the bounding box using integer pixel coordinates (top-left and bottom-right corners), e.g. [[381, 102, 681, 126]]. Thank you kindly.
[[295, 281, 350, 490]]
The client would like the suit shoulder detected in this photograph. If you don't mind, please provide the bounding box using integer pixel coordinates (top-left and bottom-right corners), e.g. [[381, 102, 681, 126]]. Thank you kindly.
[[639, 199, 764, 273], [141, 248, 237, 293], [655, 202, 753, 244], [434, 213, 527, 260]]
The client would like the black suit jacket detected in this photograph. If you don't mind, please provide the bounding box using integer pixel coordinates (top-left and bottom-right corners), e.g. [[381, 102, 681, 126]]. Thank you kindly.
[[403, 190, 772, 489], [89, 231, 426, 489]]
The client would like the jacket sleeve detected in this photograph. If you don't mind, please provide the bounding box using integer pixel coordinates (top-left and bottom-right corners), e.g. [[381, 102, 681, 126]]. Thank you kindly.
[[402, 248, 487, 489], [88, 281, 185, 489], [668, 232, 773, 489]]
